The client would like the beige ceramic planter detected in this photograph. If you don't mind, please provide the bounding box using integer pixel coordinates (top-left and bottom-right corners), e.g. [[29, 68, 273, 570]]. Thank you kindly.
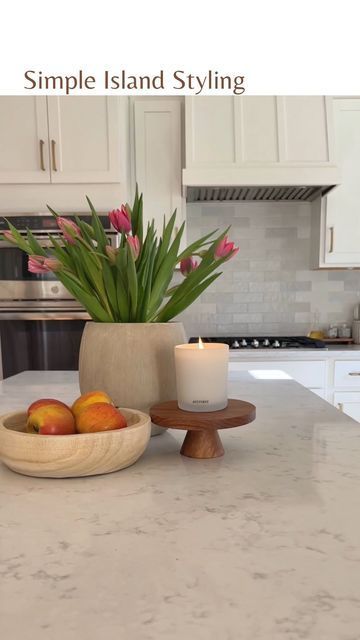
[[79, 322, 186, 436]]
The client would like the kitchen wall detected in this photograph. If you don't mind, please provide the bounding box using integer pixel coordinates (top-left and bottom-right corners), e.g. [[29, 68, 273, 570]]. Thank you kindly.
[[179, 201, 360, 337]]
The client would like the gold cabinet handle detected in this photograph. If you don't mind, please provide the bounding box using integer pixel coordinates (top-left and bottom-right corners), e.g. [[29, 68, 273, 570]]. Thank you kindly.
[[348, 372, 360, 376], [39, 139, 46, 171], [329, 226, 334, 253], [337, 402, 344, 412], [51, 139, 57, 172]]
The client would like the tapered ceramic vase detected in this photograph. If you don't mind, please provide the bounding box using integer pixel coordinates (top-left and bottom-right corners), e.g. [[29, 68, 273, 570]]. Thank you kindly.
[[79, 322, 186, 436]]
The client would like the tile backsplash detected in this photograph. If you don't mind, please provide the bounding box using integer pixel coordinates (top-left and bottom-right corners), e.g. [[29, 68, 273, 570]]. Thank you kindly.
[[179, 201, 360, 337]]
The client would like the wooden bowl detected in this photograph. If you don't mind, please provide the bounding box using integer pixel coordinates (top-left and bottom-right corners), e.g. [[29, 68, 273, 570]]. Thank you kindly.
[[0, 408, 151, 478]]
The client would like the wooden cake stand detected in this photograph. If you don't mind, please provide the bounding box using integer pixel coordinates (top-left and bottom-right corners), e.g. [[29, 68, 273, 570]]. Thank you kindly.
[[150, 399, 256, 459]]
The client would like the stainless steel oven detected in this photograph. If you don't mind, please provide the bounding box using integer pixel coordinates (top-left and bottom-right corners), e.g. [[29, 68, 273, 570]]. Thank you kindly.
[[0, 213, 118, 378], [0, 213, 118, 313]]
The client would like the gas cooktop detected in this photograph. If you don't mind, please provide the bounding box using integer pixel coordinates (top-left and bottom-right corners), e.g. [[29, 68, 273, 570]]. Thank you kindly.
[[188, 336, 327, 349]]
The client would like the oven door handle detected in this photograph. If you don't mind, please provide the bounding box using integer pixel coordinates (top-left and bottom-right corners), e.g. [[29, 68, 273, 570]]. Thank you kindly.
[[0, 233, 118, 248], [0, 311, 90, 320], [0, 237, 59, 249]]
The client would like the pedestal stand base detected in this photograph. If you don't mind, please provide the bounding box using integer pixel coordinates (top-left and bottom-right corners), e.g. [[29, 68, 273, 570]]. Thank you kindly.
[[149, 399, 256, 460], [180, 429, 224, 459]]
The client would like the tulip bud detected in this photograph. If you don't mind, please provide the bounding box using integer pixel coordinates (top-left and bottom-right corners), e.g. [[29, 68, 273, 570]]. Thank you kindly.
[[2, 230, 17, 244], [28, 255, 50, 274], [214, 236, 239, 260], [57, 217, 81, 244], [108, 205, 132, 234], [127, 235, 141, 260], [180, 256, 198, 276]]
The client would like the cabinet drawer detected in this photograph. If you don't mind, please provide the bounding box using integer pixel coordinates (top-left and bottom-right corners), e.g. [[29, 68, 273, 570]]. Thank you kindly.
[[229, 360, 326, 388], [334, 361, 360, 387]]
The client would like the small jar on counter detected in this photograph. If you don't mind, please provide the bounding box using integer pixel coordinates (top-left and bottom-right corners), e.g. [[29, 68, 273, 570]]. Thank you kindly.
[[338, 323, 352, 338], [327, 324, 338, 338]]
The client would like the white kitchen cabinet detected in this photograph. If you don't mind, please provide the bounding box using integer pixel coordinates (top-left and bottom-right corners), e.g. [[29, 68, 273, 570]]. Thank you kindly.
[[334, 392, 360, 421], [132, 97, 185, 242], [183, 96, 338, 189], [229, 360, 327, 389], [0, 96, 122, 185], [334, 360, 360, 387], [311, 98, 360, 268], [229, 352, 360, 423], [0, 97, 49, 183], [47, 97, 121, 183]]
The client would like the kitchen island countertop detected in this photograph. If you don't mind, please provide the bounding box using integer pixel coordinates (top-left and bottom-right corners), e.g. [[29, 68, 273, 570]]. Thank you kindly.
[[1, 370, 360, 640]]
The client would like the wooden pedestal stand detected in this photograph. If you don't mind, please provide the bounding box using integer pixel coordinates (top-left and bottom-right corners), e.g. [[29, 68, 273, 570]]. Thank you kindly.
[[150, 399, 256, 459]]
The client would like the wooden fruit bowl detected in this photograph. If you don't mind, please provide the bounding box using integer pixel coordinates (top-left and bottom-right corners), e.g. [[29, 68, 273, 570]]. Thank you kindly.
[[0, 408, 151, 478]]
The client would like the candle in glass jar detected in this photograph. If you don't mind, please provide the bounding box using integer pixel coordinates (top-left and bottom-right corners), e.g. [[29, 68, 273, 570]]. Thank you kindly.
[[174, 339, 229, 412]]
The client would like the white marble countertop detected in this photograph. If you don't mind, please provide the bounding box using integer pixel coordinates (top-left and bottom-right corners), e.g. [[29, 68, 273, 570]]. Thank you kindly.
[[1, 371, 360, 640]]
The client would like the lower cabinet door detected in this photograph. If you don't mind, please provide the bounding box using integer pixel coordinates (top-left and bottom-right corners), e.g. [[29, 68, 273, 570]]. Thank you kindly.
[[334, 392, 360, 422]]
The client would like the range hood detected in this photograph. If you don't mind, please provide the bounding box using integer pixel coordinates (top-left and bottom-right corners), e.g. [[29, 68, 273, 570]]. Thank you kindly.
[[183, 97, 340, 203], [185, 183, 336, 203]]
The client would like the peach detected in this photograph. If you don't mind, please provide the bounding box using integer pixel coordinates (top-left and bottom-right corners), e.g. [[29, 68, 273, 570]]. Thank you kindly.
[[27, 404, 76, 435], [76, 403, 127, 433], [72, 390, 112, 418], [27, 398, 71, 416]]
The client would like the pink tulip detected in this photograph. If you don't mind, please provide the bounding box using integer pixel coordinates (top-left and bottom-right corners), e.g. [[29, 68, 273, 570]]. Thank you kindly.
[[44, 257, 62, 272], [214, 236, 239, 260], [109, 206, 132, 234], [28, 256, 50, 274], [105, 245, 119, 265], [57, 217, 81, 244], [3, 230, 17, 244], [180, 256, 198, 276], [28, 256, 62, 274], [127, 235, 141, 260]]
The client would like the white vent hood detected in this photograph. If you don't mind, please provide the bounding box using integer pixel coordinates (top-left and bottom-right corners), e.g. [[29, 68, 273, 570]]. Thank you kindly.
[[183, 97, 340, 202]]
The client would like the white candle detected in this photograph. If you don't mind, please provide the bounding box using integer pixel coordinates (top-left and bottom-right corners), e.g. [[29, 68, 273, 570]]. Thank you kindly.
[[174, 339, 229, 412]]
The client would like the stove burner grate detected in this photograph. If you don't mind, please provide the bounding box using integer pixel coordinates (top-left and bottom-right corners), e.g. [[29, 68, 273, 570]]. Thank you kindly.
[[188, 336, 326, 349]]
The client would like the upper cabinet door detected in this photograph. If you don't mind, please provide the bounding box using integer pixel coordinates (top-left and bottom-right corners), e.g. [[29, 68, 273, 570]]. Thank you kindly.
[[310, 98, 360, 268], [47, 97, 122, 183], [323, 99, 360, 265], [0, 97, 50, 183], [133, 97, 185, 240]]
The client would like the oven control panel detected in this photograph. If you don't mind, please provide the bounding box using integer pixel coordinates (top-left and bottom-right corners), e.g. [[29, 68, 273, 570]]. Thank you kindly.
[[0, 215, 111, 231]]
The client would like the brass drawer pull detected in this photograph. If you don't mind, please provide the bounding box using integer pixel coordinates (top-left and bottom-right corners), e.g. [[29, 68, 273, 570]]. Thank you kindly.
[[51, 139, 57, 172], [39, 139, 45, 171], [329, 226, 334, 253], [348, 372, 360, 376]]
